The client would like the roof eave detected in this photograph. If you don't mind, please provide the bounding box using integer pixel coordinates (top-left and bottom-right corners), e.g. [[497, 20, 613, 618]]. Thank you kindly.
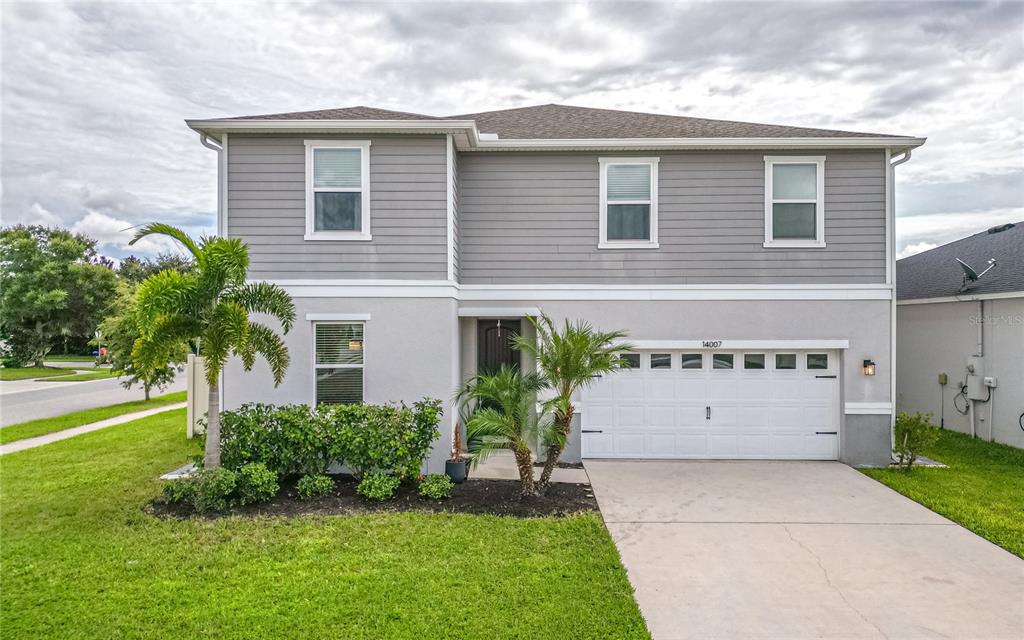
[[185, 119, 925, 152]]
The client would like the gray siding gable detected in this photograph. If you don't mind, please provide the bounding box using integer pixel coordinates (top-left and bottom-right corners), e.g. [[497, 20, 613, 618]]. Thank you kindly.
[[457, 149, 887, 284], [228, 133, 448, 280]]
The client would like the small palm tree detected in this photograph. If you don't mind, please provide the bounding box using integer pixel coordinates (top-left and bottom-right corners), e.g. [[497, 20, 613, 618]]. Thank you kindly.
[[515, 313, 631, 491], [130, 224, 296, 468], [457, 366, 553, 497]]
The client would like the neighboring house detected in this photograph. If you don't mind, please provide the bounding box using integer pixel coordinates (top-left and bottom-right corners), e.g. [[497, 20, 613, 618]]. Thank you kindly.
[[186, 104, 925, 471], [896, 223, 1023, 448]]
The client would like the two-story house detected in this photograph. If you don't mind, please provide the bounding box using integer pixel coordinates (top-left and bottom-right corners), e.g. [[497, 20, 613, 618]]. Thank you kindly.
[[187, 104, 925, 471]]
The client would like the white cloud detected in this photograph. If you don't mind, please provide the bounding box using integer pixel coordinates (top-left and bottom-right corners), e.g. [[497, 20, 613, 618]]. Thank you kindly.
[[1, 1, 1021, 261], [896, 208, 1024, 255], [70, 211, 188, 257], [897, 242, 937, 260]]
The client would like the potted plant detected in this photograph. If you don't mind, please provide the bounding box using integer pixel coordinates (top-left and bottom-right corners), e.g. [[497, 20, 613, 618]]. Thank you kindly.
[[445, 419, 469, 483]]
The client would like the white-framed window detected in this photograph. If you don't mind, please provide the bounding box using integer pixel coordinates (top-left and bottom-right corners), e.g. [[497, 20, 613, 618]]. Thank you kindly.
[[764, 155, 825, 248], [313, 323, 364, 404], [599, 157, 659, 249], [304, 140, 371, 241]]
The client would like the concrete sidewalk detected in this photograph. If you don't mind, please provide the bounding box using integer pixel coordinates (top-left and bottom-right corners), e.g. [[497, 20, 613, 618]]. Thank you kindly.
[[587, 460, 1024, 640], [471, 450, 590, 484], [0, 403, 186, 455]]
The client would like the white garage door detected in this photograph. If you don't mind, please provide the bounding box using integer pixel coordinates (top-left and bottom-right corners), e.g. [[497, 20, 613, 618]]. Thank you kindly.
[[581, 350, 840, 460]]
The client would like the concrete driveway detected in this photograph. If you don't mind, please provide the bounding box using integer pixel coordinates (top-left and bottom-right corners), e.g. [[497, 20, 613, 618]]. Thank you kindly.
[[586, 460, 1024, 640]]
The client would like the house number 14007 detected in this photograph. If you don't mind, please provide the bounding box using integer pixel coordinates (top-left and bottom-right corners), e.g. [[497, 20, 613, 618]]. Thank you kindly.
[[702, 340, 722, 348]]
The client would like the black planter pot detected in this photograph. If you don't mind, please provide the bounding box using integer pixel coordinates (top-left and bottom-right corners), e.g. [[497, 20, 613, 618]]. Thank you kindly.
[[445, 459, 468, 484]]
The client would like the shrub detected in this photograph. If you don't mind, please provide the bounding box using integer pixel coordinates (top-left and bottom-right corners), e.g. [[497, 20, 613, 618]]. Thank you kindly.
[[357, 471, 400, 502], [162, 477, 194, 504], [329, 399, 443, 481], [188, 468, 237, 513], [236, 462, 279, 505], [894, 412, 940, 471], [220, 403, 328, 477], [418, 473, 454, 500], [296, 474, 334, 500]]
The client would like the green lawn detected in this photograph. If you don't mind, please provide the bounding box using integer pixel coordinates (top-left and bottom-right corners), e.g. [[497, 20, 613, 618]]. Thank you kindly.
[[0, 410, 648, 639], [0, 367, 69, 381], [46, 355, 98, 362], [0, 391, 187, 444], [863, 430, 1024, 558], [35, 368, 118, 382]]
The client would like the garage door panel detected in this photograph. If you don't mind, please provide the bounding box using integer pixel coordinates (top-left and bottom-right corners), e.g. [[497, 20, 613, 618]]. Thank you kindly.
[[581, 349, 839, 460]]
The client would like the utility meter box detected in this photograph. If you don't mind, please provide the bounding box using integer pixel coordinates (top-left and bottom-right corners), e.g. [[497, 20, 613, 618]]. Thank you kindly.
[[966, 356, 987, 400]]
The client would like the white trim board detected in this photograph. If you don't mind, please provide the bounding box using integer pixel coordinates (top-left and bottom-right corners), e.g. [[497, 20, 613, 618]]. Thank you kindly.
[[263, 279, 894, 301], [897, 291, 1024, 305], [305, 313, 371, 321], [458, 306, 541, 318], [622, 339, 849, 350], [844, 402, 893, 415]]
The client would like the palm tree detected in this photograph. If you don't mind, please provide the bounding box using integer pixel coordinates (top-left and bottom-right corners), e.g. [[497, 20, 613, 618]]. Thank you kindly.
[[515, 313, 631, 491], [130, 224, 295, 468], [457, 366, 553, 497]]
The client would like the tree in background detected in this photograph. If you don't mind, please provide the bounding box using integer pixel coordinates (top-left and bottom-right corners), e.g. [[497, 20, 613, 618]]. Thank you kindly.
[[117, 253, 192, 285], [96, 284, 188, 400], [131, 224, 295, 468], [0, 225, 118, 366]]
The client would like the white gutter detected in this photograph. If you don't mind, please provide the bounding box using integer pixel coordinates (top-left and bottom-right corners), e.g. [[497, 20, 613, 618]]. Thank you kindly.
[[198, 133, 225, 237], [888, 148, 914, 452]]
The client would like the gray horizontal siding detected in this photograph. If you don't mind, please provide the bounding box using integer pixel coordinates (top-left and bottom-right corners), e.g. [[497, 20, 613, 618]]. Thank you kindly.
[[227, 134, 447, 280], [457, 150, 886, 284]]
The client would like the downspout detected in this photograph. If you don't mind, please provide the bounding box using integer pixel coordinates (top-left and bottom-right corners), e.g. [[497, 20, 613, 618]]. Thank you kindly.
[[888, 148, 912, 453], [197, 132, 227, 413]]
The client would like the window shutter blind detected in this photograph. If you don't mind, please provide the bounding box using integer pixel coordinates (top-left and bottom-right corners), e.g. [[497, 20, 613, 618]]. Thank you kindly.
[[607, 164, 651, 201], [316, 369, 363, 405], [772, 164, 816, 200], [314, 148, 362, 189], [315, 324, 364, 365]]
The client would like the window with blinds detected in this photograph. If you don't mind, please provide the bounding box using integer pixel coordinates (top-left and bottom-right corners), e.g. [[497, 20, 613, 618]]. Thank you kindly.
[[304, 140, 371, 240], [599, 158, 659, 248], [314, 323, 364, 405]]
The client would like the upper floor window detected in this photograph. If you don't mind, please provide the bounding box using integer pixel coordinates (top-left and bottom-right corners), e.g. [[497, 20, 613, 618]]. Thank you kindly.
[[599, 157, 659, 249], [764, 156, 825, 248], [305, 140, 372, 241]]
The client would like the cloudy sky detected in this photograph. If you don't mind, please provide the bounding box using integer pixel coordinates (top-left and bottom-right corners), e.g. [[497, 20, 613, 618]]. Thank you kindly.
[[2, 1, 1022, 260]]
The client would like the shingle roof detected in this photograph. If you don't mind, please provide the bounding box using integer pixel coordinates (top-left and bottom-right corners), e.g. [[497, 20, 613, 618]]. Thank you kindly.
[[447, 104, 899, 139], [221, 106, 440, 121], [897, 222, 1024, 300], [209, 103, 912, 139]]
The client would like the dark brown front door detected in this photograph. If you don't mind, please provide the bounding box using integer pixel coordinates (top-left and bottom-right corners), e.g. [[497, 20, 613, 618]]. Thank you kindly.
[[477, 319, 520, 374]]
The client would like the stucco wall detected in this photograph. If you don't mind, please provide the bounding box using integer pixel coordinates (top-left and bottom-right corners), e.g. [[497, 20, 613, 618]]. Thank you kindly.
[[897, 297, 1024, 448], [223, 297, 460, 473]]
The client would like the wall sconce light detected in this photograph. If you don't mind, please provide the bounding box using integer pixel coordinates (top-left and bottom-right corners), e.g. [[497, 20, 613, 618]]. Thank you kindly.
[[348, 340, 363, 350], [863, 359, 876, 376]]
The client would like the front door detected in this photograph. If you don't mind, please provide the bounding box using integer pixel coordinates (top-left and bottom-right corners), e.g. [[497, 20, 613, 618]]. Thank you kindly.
[[477, 319, 520, 374]]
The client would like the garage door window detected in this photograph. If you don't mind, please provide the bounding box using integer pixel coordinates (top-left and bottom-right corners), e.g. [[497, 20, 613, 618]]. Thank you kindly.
[[621, 353, 641, 369], [650, 353, 672, 369], [775, 353, 797, 370], [807, 353, 829, 370], [743, 354, 766, 370], [680, 353, 703, 369], [713, 353, 734, 369]]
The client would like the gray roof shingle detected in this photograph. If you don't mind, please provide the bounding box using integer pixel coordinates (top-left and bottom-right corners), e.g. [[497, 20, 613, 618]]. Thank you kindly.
[[208, 103, 914, 139], [222, 106, 440, 121], [447, 104, 901, 139], [896, 222, 1024, 300]]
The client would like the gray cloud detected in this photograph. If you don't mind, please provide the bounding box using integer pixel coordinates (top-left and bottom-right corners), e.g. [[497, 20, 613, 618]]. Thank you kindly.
[[1, 0, 1021, 260]]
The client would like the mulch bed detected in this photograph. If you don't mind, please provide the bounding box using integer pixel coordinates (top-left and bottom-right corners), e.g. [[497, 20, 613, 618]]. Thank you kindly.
[[146, 475, 598, 520]]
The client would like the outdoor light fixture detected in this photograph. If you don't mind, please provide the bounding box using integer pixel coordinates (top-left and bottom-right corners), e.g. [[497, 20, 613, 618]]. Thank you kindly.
[[863, 359, 876, 376]]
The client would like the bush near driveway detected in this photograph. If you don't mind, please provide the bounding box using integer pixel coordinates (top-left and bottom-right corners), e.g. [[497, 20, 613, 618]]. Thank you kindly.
[[864, 429, 1024, 558], [0, 409, 649, 639]]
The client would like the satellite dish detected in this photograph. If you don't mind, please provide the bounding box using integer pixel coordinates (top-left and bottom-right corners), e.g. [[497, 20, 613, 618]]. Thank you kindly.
[[956, 258, 980, 281], [956, 257, 997, 290]]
